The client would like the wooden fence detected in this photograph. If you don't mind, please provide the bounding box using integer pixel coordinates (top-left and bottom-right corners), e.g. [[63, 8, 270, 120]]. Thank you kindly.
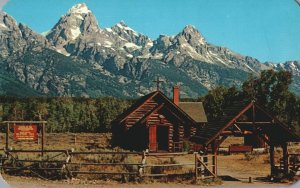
[[0, 149, 72, 180], [276, 154, 300, 175], [288, 154, 300, 174], [142, 152, 194, 177], [67, 151, 142, 178], [0, 149, 217, 181]]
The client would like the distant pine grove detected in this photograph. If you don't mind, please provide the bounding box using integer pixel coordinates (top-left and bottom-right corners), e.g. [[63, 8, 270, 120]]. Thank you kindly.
[[0, 70, 299, 135], [0, 97, 133, 132]]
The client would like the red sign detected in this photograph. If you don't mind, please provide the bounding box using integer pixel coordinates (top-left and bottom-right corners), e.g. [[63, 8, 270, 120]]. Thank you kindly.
[[14, 125, 38, 141]]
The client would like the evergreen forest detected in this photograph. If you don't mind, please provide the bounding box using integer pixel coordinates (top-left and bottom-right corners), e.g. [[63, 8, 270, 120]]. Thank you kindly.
[[0, 70, 299, 135]]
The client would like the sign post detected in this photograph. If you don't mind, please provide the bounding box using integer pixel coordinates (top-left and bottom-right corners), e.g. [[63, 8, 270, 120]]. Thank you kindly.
[[2, 121, 47, 154]]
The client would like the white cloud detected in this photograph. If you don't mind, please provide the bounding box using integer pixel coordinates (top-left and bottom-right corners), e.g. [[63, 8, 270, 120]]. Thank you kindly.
[[0, 0, 9, 11]]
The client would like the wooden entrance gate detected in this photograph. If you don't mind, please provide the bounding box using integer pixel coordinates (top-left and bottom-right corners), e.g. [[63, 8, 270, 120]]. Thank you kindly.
[[194, 153, 217, 180]]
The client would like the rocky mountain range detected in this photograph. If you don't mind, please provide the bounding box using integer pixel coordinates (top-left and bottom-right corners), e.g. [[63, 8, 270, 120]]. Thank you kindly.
[[0, 3, 299, 98]]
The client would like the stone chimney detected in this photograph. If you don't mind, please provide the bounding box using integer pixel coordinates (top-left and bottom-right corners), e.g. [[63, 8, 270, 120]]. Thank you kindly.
[[173, 86, 179, 106]]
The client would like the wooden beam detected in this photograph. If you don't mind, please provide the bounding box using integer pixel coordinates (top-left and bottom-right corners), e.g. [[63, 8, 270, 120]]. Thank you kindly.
[[140, 103, 165, 124], [196, 155, 217, 178], [216, 135, 228, 148], [119, 92, 159, 123], [221, 130, 253, 135], [282, 143, 289, 175], [41, 122, 45, 157], [211, 141, 217, 175], [258, 134, 270, 145], [270, 144, 275, 176], [255, 104, 299, 142], [235, 122, 273, 124], [252, 102, 256, 128], [194, 153, 198, 181], [233, 124, 242, 132], [205, 102, 254, 146]]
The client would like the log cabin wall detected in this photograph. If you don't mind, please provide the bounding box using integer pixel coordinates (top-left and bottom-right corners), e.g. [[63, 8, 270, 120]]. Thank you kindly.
[[179, 125, 184, 142], [190, 126, 197, 137], [146, 112, 175, 152], [120, 97, 187, 152], [112, 91, 200, 152]]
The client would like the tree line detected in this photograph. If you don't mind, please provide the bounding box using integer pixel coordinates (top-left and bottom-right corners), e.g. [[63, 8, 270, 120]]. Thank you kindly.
[[0, 70, 299, 134], [0, 97, 132, 132]]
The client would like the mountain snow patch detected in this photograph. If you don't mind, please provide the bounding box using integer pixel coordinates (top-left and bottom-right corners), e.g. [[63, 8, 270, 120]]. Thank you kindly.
[[126, 54, 133, 58], [70, 27, 81, 39], [106, 28, 113, 32], [103, 40, 113, 47], [75, 14, 84, 20], [0, 23, 8, 29], [146, 41, 153, 47], [56, 48, 71, 56], [124, 42, 141, 49]]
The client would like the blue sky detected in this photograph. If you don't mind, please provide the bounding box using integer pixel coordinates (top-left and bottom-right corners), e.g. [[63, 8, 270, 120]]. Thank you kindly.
[[3, 0, 300, 63]]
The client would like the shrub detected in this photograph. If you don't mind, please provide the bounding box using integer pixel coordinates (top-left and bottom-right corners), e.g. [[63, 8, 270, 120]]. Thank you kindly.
[[244, 151, 260, 161], [183, 141, 190, 152]]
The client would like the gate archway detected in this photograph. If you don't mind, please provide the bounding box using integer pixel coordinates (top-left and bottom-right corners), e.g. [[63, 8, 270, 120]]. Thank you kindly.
[[192, 101, 300, 178]]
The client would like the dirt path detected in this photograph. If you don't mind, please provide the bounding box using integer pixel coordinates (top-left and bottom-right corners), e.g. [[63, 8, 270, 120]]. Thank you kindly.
[[3, 174, 293, 188], [4, 177, 198, 188], [5, 178, 292, 188]]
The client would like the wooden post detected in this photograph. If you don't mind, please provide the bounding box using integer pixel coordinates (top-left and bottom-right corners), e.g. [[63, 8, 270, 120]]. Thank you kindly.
[[5, 123, 9, 150], [200, 155, 204, 179], [282, 143, 289, 176], [139, 150, 147, 178], [249, 177, 253, 183], [203, 146, 208, 176], [269, 144, 275, 176], [211, 141, 217, 176], [252, 102, 255, 126], [74, 134, 77, 145], [194, 152, 198, 181], [41, 123, 45, 157]]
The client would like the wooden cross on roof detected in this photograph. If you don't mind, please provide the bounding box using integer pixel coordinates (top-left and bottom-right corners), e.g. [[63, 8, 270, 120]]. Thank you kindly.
[[153, 77, 163, 91]]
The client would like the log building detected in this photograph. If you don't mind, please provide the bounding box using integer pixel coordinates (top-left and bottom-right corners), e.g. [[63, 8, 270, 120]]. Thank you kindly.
[[112, 86, 207, 152]]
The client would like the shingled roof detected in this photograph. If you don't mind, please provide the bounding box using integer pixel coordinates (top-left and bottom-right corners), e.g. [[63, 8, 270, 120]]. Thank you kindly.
[[113, 91, 198, 128], [179, 102, 207, 123], [191, 101, 300, 145]]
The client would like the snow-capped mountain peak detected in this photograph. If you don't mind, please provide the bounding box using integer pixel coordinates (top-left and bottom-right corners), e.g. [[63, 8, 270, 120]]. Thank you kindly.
[[116, 21, 135, 32], [46, 3, 99, 49], [111, 21, 152, 47], [2, 3, 298, 98], [179, 25, 206, 45], [68, 3, 91, 15], [113, 21, 139, 37]]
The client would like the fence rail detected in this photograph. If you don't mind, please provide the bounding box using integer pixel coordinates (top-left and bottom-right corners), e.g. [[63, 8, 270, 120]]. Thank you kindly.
[[0, 149, 217, 181]]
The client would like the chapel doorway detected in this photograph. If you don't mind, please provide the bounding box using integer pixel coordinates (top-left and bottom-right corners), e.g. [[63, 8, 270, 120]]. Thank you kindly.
[[157, 125, 169, 151]]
